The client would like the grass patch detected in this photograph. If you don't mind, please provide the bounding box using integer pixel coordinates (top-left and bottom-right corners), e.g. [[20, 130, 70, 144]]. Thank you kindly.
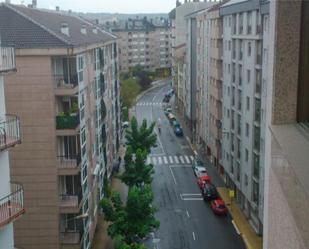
[[120, 77, 142, 108]]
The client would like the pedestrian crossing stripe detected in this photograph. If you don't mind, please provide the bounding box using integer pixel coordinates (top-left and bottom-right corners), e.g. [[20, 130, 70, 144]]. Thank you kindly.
[[147, 155, 194, 165], [136, 102, 163, 106]]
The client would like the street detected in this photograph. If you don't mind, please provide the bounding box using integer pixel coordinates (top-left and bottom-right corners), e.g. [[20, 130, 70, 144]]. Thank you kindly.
[[134, 80, 246, 249]]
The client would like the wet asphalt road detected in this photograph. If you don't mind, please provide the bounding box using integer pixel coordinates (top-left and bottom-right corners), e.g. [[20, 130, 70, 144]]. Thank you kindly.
[[133, 80, 245, 249]]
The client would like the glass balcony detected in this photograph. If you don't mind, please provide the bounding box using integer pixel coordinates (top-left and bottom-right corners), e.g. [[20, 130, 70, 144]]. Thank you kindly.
[[0, 115, 21, 152], [0, 47, 15, 73], [0, 183, 25, 228], [56, 114, 80, 130], [57, 154, 81, 175]]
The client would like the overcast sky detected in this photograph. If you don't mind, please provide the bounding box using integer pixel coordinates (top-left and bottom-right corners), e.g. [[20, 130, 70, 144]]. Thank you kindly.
[[3, 0, 176, 13]]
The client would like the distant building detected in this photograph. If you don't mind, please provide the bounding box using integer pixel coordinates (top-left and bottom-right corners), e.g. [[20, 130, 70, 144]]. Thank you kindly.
[[0, 44, 24, 249], [0, 3, 120, 249], [106, 17, 171, 72]]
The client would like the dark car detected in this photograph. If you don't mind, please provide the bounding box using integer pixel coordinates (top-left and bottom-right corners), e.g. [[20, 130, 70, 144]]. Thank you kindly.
[[201, 183, 218, 201], [174, 126, 183, 136], [163, 95, 170, 103], [164, 107, 172, 116]]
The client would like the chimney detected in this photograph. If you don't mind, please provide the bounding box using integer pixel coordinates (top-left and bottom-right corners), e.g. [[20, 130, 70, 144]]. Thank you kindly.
[[81, 24, 87, 35], [56, 6, 60, 11], [60, 22, 70, 36], [32, 0, 37, 8], [92, 28, 98, 34]]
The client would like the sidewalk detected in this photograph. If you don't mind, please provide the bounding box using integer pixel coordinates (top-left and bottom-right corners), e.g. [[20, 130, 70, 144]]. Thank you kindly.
[[217, 187, 263, 249]]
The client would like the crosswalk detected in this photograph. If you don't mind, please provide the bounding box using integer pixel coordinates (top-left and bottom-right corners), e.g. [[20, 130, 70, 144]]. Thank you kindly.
[[136, 102, 164, 106], [146, 155, 195, 165]]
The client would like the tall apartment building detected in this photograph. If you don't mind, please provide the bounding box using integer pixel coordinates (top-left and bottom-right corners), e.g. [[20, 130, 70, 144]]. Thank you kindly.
[[0, 3, 120, 249], [220, 0, 269, 234], [0, 45, 24, 249], [109, 18, 171, 72], [263, 1, 309, 248]]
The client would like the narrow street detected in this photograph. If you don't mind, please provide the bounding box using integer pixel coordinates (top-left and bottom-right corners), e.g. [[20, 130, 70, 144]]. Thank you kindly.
[[134, 80, 245, 249]]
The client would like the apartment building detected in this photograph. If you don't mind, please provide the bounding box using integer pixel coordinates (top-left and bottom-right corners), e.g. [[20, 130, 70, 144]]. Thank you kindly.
[[109, 17, 171, 72], [263, 1, 309, 248], [220, 0, 269, 234], [0, 3, 120, 249], [172, 0, 214, 135], [0, 45, 24, 249]]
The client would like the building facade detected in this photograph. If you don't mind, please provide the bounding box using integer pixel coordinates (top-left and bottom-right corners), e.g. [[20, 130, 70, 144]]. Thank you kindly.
[[220, 0, 268, 234], [110, 18, 171, 73], [263, 1, 309, 248], [0, 3, 120, 249], [0, 45, 24, 249]]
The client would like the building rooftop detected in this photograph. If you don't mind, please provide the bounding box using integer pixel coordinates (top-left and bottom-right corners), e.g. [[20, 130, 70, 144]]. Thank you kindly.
[[0, 3, 116, 49]]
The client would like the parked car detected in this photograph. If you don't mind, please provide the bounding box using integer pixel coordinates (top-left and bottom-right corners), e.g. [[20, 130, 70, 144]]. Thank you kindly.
[[163, 95, 170, 103], [164, 107, 172, 116], [192, 157, 204, 168], [210, 199, 228, 215], [167, 89, 174, 97], [201, 183, 218, 201], [174, 125, 183, 136], [197, 175, 211, 189], [167, 113, 176, 124], [193, 166, 208, 178], [122, 121, 129, 129]]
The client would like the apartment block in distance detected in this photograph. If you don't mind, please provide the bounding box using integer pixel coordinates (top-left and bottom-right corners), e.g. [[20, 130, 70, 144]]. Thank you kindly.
[[108, 17, 171, 73], [220, 0, 269, 234], [0, 3, 121, 249], [0, 44, 24, 249], [263, 1, 309, 249]]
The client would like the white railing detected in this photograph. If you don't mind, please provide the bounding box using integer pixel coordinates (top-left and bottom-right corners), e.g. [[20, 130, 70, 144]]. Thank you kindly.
[[0, 47, 15, 72]]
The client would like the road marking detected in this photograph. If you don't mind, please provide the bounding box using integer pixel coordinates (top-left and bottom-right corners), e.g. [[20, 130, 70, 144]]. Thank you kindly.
[[180, 193, 203, 201], [179, 156, 185, 164], [232, 220, 241, 235], [170, 165, 192, 168], [146, 103, 149, 106], [185, 155, 190, 164], [158, 157, 162, 165], [146, 156, 151, 164], [182, 198, 203, 201], [186, 210, 190, 218], [169, 166, 177, 185], [163, 156, 168, 164], [152, 157, 157, 165], [181, 193, 202, 196], [190, 155, 194, 161], [174, 156, 179, 164], [192, 232, 196, 241], [169, 156, 174, 164]]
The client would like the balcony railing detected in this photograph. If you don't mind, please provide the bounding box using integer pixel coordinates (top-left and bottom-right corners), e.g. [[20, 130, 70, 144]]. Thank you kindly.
[[59, 195, 79, 209], [60, 231, 81, 244], [54, 74, 78, 88], [0, 115, 21, 151], [56, 114, 80, 129], [0, 182, 25, 228], [0, 47, 15, 73], [57, 154, 81, 169]]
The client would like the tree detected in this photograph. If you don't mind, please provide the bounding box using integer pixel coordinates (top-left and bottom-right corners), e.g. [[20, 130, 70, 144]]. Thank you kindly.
[[100, 186, 159, 245], [125, 116, 157, 153], [120, 147, 154, 187]]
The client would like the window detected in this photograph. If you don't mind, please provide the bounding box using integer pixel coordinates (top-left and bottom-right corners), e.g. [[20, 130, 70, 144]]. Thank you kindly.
[[236, 162, 240, 182], [228, 41, 231, 51], [246, 96, 250, 110], [247, 69, 251, 83], [245, 149, 249, 162], [245, 174, 248, 186], [248, 42, 251, 56], [247, 12, 252, 34], [77, 55, 84, 82], [246, 123, 249, 137], [252, 180, 259, 204]]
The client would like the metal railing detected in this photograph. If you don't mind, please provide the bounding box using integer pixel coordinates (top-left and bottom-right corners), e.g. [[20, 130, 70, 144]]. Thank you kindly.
[[0, 115, 21, 151], [57, 154, 81, 169], [0, 182, 25, 228], [60, 231, 81, 244], [54, 74, 78, 88], [0, 47, 15, 72]]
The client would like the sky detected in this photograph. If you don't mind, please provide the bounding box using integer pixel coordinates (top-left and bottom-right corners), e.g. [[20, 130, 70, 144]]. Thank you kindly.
[[3, 0, 176, 13]]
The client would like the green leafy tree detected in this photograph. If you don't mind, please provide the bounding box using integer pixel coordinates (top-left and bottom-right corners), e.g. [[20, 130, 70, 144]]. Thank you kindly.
[[125, 116, 157, 153], [100, 186, 159, 244], [120, 147, 154, 187]]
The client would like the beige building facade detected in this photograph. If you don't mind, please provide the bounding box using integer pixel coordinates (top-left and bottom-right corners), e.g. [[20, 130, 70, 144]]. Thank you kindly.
[[0, 3, 120, 249]]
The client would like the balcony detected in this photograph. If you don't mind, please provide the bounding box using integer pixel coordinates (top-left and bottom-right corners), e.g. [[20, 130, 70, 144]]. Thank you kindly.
[[0, 47, 15, 73], [0, 115, 21, 152], [56, 114, 80, 136], [57, 154, 81, 176], [60, 231, 81, 245], [0, 183, 25, 228], [59, 192, 82, 214], [54, 74, 79, 96]]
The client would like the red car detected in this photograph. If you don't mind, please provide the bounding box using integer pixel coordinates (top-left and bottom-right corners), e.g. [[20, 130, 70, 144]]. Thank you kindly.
[[197, 175, 211, 189], [210, 199, 228, 215]]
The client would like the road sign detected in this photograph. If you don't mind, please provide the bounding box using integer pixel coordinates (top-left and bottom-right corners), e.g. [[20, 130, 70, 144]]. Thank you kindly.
[[229, 190, 235, 198]]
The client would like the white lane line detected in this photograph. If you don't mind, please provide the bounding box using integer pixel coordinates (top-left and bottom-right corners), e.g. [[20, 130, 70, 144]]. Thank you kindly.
[[152, 157, 157, 165], [186, 210, 190, 218], [181, 193, 202, 196], [190, 155, 194, 161], [163, 156, 168, 164], [169, 166, 177, 185], [232, 220, 241, 235], [174, 156, 179, 164], [146, 156, 151, 164], [185, 155, 190, 164], [158, 157, 162, 165], [146, 103, 149, 106], [169, 156, 174, 164], [170, 165, 192, 168], [179, 156, 185, 164], [182, 198, 203, 201], [192, 232, 196, 241]]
